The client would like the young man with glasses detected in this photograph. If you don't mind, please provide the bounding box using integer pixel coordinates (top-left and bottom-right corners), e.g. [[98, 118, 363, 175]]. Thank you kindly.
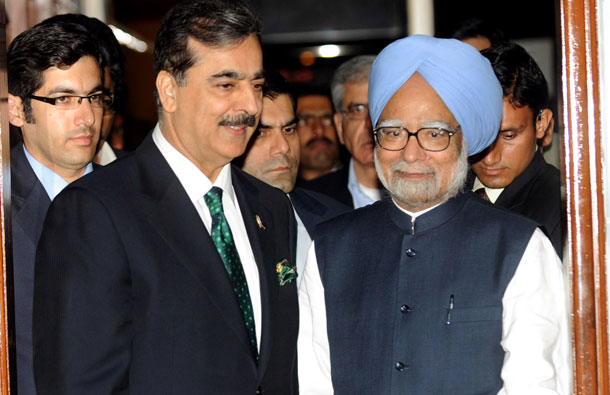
[[298, 56, 383, 208], [7, 18, 106, 395], [298, 36, 570, 394]]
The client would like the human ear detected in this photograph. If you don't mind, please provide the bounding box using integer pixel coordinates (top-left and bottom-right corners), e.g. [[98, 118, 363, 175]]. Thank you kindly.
[[156, 70, 178, 113], [536, 108, 554, 148], [8, 94, 26, 127]]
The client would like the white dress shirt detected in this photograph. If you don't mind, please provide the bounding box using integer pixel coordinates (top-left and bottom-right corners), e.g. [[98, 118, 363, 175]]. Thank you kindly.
[[472, 176, 504, 203], [153, 124, 262, 350], [292, 206, 312, 290], [96, 141, 119, 166], [298, 199, 572, 394]]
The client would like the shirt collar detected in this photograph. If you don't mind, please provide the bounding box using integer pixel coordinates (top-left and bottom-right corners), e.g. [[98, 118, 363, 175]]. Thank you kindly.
[[347, 158, 384, 207], [391, 198, 440, 218], [472, 177, 503, 204], [23, 145, 93, 200], [152, 123, 236, 204]]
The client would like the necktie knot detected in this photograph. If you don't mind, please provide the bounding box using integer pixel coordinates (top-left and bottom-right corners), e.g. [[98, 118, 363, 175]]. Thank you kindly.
[[204, 186, 224, 215], [475, 187, 490, 202]]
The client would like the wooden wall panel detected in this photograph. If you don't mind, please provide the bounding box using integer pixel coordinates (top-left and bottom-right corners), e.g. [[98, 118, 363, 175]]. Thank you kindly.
[[559, 0, 610, 393], [0, 1, 12, 394]]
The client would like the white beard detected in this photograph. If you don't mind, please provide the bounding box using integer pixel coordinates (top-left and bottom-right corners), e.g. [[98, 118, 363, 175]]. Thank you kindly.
[[375, 140, 469, 210]]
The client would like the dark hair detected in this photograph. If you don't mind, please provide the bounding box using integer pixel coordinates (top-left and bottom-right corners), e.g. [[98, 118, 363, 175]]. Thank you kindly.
[[451, 17, 507, 47], [41, 14, 127, 113], [263, 71, 296, 112], [481, 42, 549, 118], [292, 83, 332, 105], [154, 0, 262, 85], [8, 19, 103, 122]]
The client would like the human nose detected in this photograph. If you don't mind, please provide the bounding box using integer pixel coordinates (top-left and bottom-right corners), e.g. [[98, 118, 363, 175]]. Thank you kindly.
[[269, 130, 291, 155], [237, 84, 262, 116], [401, 133, 426, 163], [74, 97, 96, 127], [309, 117, 326, 137], [481, 140, 501, 166]]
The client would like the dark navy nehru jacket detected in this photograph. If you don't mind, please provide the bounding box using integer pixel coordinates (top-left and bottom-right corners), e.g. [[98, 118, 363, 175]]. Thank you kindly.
[[314, 191, 538, 395]]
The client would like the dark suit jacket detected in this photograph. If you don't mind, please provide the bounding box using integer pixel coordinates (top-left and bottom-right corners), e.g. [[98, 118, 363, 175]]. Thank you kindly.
[[290, 187, 350, 235], [11, 143, 51, 395], [296, 166, 354, 208], [494, 151, 563, 257], [33, 134, 299, 395]]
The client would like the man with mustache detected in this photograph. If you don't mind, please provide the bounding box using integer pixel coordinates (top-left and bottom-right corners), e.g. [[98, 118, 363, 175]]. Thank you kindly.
[[33, 1, 298, 394], [239, 72, 348, 289], [471, 43, 562, 257], [298, 56, 384, 208], [295, 88, 342, 182], [7, 19, 107, 395], [298, 36, 571, 394]]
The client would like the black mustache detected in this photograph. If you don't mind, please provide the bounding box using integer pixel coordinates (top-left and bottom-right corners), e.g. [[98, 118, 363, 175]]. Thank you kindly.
[[306, 137, 332, 147], [218, 114, 256, 127]]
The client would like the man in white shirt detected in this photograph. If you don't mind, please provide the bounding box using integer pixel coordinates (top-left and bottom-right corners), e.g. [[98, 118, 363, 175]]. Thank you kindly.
[[7, 19, 106, 395], [33, 1, 298, 394], [298, 35, 571, 394]]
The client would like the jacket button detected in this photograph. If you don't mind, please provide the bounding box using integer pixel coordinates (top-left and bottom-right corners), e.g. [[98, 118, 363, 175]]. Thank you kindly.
[[256, 386, 264, 394], [400, 305, 412, 313], [395, 361, 408, 371], [406, 248, 416, 257]]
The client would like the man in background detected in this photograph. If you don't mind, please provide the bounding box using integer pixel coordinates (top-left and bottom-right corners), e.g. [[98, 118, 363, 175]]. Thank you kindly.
[[295, 87, 342, 181], [451, 17, 507, 51], [239, 72, 348, 288], [8, 18, 106, 394], [470, 42, 562, 257], [298, 56, 384, 208]]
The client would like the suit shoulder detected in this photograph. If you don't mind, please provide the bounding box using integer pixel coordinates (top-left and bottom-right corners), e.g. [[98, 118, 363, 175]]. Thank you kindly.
[[231, 165, 291, 205], [293, 188, 350, 213], [58, 155, 138, 204], [466, 192, 540, 229]]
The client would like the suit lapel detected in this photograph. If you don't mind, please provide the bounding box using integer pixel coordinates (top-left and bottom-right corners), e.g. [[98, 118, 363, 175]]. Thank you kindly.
[[231, 167, 278, 374], [495, 151, 545, 209], [11, 144, 52, 245], [290, 188, 328, 235], [137, 136, 254, 356]]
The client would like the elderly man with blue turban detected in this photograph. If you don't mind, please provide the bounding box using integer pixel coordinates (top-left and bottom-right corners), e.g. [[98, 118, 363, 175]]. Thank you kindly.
[[297, 35, 571, 394]]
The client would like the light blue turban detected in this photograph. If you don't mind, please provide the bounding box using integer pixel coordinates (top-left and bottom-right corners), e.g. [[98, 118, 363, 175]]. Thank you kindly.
[[369, 35, 503, 155]]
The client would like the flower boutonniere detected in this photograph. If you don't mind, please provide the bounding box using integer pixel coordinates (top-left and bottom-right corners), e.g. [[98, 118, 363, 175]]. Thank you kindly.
[[276, 259, 297, 286]]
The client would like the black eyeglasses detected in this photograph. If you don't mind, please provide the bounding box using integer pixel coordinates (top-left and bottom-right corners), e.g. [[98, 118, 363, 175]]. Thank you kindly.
[[30, 93, 113, 110], [373, 125, 461, 152]]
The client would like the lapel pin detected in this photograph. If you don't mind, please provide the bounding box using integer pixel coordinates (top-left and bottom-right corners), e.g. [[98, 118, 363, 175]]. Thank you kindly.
[[256, 215, 266, 230]]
